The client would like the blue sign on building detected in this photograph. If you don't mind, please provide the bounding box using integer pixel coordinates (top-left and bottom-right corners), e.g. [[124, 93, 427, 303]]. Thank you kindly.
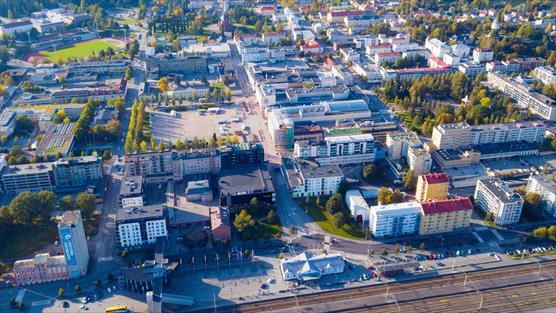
[[60, 228, 77, 266]]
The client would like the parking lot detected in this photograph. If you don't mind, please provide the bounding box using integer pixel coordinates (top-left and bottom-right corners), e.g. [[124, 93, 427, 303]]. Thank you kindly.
[[150, 105, 252, 142]]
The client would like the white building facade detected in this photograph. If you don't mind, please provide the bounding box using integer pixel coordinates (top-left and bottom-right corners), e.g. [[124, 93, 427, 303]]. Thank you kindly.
[[474, 178, 523, 225], [369, 201, 422, 238]]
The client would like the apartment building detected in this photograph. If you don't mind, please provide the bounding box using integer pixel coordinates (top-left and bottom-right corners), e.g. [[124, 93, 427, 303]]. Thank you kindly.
[[534, 66, 556, 85], [474, 178, 523, 225], [58, 210, 89, 278], [346, 189, 370, 222], [0, 162, 54, 194], [473, 48, 494, 63], [386, 132, 422, 160], [119, 175, 144, 208], [52, 156, 103, 191], [116, 205, 168, 248], [487, 72, 556, 120], [407, 146, 432, 176], [294, 134, 376, 166], [369, 201, 422, 238], [432, 121, 547, 150], [13, 253, 69, 286], [526, 174, 556, 218], [419, 197, 473, 235], [425, 38, 451, 58], [284, 158, 344, 198], [416, 173, 449, 203]]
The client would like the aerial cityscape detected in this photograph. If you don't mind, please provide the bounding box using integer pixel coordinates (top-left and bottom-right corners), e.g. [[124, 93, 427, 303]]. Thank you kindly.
[[0, 0, 555, 312]]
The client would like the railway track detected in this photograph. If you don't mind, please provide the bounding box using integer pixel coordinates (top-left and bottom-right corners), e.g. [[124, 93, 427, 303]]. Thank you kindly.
[[194, 260, 556, 313], [347, 280, 556, 313]]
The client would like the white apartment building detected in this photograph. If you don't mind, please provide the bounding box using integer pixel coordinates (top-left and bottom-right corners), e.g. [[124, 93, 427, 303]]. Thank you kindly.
[[526, 174, 556, 218], [294, 134, 376, 166], [432, 121, 547, 150], [345, 190, 370, 222], [407, 146, 432, 176], [473, 48, 494, 63], [425, 37, 451, 58], [534, 66, 556, 85], [385, 131, 422, 160], [352, 63, 382, 83], [121, 196, 144, 209], [369, 201, 422, 238], [116, 205, 168, 248], [487, 72, 556, 120], [474, 178, 523, 225], [284, 158, 344, 198]]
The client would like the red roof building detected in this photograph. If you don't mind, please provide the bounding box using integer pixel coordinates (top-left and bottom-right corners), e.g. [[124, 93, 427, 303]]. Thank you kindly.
[[419, 197, 473, 235], [420, 197, 473, 215]]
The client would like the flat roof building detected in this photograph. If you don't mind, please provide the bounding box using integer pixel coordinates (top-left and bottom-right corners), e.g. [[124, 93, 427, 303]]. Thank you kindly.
[[58, 210, 89, 278], [526, 174, 556, 218], [219, 165, 275, 209], [284, 158, 344, 198], [416, 173, 449, 203], [419, 197, 472, 235], [369, 201, 422, 238], [474, 177, 523, 225], [116, 205, 168, 248]]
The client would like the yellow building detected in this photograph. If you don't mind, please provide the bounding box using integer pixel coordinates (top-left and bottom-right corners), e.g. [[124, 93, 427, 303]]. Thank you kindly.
[[419, 197, 473, 235], [416, 172, 449, 203]]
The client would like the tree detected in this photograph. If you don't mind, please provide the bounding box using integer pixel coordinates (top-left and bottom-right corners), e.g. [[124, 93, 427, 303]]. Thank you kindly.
[[234, 209, 253, 232], [9, 191, 55, 225], [381, 247, 388, 255], [407, 245, 413, 252], [102, 150, 112, 161], [547, 225, 556, 240], [76, 193, 96, 217], [325, 194, 343, 214], [362, 164, 375, 181], [267, 210, 276, 221], [140, 140, 148, 152], [232, 134, 239, 144], [157, 77, 170, 93], [249, 197, 259, 209], [377, 187, 393, 204], [532, 227, 547, 240], [289, 225, 296, 234], [278, 251, 285, 259], [419, 243, 426, 250], [333, 212, 345, 228], [175, 139, 184, 151], [52, 110, 66, 123], [108, 97, 125, 114], [58, 288, 64, 298], [523, 192, 542, 219], [316, 196, 322, 206], [59, 195, 76, 212], [158, 141, 165, 152], [124, 66, 132, 81], [94, 279, 101, 287], [304, 196, 311, 205], [74, 285, 82, 293], [254, 20, 263, 33], [403, 170, 417, 189], [107, 273, 114, 281], [484, 212, 495, 224]]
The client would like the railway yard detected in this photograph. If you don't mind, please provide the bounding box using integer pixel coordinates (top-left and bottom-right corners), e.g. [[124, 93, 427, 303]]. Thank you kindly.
[[192, 260, 556, 313]]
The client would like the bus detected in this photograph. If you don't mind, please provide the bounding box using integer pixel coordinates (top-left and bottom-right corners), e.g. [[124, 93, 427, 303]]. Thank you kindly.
[[105, 305, 128, 313]]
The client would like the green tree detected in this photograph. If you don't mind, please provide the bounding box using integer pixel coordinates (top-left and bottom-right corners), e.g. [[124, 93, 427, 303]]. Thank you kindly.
[[249, 197, 259, 209], [403, 170, 416, 189], [9, 191, 55, 225], [58, 288, 64, 298], [175, 139, 184, 150], [234, 209, 253, 233], [523, 192, 542, 219], [74, 285, 82, 293], [377, 187, 393, 204], [362, 164, 375, 181], [107, 97, 125, 114], [289, 225, 296, 234], [316, 196, 322, 206], [484, 212, 495, 224], [333, 212, 345, 228], [76, 193, 96, 217], [325, 194, 343, 214], [532, 227, 547, 240], [140, 140, 148, 152], [59, 195, 76, 211], [157, 77, 170, 93], [52, 110, 66, 124], [124, 66, 132, 80], [94, 279, 101, 287], [381, 247, 388, 255], [547, 225, 556, 240], [419, 243, 426, 250]]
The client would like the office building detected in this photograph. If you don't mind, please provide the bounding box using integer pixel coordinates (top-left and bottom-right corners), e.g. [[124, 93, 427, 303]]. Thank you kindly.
[[419, 197, 473, 235], [369, 201, 422, 238], [58, 211, 89, 278], [116, 205, 168, 248], [385, 132, 422, 161], [474, 178, 523, 225], [431, 121, 547, 150], [52, 156, 103, 190], [219, 165, 275, 208], [487, 72, 556, 120], [13, 253, 69, 286], [526, 174, 556, 218], [416, 173, 449, 202], [35, 123, 76, 158], [280, 252, 345, 281], [345, 189, 370, 222], [145, 54, 207, 79], [283, 158, 344, 198], [294, 134, 376, 166]]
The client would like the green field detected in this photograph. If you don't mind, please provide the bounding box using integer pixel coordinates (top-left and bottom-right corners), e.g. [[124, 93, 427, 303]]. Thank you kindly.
[[39, 39, 124, 63]]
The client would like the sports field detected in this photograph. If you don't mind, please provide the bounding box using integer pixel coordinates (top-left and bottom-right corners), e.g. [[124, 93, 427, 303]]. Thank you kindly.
[[38, 38, 126, 63]]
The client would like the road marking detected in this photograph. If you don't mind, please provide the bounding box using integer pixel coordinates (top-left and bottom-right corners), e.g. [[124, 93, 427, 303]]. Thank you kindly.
[[32, 300, 51, 307], [98, 257, 114, 262]]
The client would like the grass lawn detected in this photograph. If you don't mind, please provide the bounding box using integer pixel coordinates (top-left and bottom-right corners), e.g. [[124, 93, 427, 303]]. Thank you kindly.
[[240, 216, 282, 241], [234, 24, 256, 34], [298, 200, 364, 240], [0, 224, 58, 260], [39, 39, 124, 63], [119, 18, 139, 25]]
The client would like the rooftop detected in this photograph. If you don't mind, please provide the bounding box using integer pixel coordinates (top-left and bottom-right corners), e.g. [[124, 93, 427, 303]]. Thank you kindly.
[[371, 201, 422, 214], [528, 174, 556, 193], [421, 172, 449, 185], [58, 210, 81, 227], [116, 204, 165, 223], [478, 177, 523, 203], [219, 165, 274, 196], [120, 175, 143, 197], [420, 197, 473, 215]]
